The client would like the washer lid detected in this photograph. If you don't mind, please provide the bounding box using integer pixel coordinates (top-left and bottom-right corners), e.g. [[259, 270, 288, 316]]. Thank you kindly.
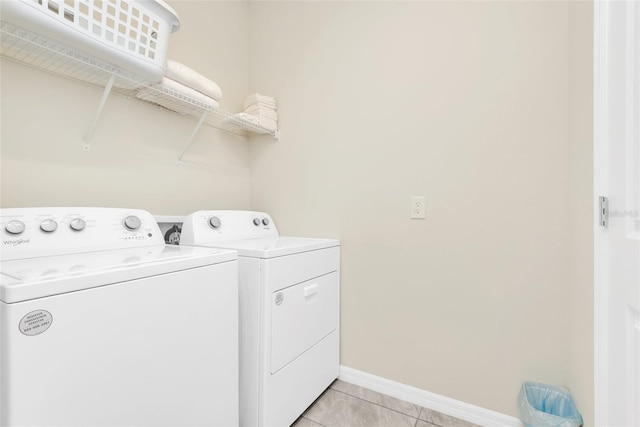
[[0, 245, 237, 303], [205, 236, 339, 258]]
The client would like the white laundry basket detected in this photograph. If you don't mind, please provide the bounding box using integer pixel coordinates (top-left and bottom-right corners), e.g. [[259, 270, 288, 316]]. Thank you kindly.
[[0, 0, 180, 81]]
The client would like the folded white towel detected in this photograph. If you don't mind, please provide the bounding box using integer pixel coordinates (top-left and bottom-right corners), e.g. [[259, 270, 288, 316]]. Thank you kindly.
[[166, 59, 223, 101], [245, 102, 276, 111], [245, 98, 276, 108], [244, 92, 275, 101], [243, 93, 276, 109], [244, 101, 277, 111], [136, 77, 219, 113], [245, 105, 278, 120]]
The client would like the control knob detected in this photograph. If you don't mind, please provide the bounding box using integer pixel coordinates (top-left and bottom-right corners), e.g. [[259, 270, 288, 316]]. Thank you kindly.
[[262, 218, 270, 226], [253, 218, 261, 226], [40, 219, 58, 232], [123, 215, 141, 231], [208, 216, 222, 229], [70, 218, 86, 231], [5, 220, 25, 235]]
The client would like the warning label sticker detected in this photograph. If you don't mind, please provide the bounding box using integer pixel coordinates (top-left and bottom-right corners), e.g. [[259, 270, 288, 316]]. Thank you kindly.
[[19, 310, 53, 336]]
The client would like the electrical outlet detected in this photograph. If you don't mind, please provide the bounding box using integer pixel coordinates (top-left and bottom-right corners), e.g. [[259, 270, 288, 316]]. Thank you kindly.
[[410, 196, 426, 219]]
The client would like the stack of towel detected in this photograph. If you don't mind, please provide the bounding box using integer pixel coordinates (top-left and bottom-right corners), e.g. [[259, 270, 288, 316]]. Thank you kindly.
[[136, 59, 222, 112], [236, 93, 278, 132]]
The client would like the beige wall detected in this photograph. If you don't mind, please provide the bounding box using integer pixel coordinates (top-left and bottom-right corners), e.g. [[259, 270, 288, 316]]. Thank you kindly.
[[568, 2, 594, 425], [1, 1, 251, 214], [248, 1, 592, 418]]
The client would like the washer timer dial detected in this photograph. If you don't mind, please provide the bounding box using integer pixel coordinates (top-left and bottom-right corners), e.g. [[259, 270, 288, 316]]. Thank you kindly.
[[208, 216, 222, 229], [123, 215, 142, 231], [70, 218, 86, 231], [40, 219, 58, 232], [5, 220, 25, 235]]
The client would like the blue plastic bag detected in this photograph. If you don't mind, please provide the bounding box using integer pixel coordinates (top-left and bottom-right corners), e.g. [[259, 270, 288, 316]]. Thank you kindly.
[[518, 381, 583, 427]]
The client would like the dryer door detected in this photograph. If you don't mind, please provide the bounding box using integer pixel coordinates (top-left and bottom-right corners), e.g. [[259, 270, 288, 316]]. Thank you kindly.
[[270, 272, 339, 374]]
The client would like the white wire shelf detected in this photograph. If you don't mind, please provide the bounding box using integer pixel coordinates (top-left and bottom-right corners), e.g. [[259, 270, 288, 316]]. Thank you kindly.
[[0, 21, 279, 155]]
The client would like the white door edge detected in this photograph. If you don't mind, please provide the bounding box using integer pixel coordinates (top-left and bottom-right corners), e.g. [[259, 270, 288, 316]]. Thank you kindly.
[[594, 1, 640, 425], [593, 1, 609, 425]]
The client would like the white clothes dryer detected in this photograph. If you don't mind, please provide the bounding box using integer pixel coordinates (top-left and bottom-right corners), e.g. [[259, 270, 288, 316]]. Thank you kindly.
[[179, 211, 340, 427], [0, 207, 239, 427]]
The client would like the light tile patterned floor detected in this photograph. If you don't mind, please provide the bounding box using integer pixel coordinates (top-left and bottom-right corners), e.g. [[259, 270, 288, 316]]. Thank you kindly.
[[292, 380, 481, 427]]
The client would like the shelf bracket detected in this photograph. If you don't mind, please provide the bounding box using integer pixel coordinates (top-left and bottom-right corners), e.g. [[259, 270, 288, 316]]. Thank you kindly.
[[176, 111, 209, 166], [83, 73, 117, 151]]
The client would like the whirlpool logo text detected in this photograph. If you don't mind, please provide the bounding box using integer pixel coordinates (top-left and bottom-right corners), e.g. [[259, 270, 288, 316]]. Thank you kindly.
[[3, 238, 30, 246]]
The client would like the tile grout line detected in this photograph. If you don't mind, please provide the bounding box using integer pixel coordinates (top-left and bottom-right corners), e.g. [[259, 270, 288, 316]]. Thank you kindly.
[[330, 383, 454, 427], [329, 387, 420, 424], [331, 382, 422, 419], [300, 387, 335, 423], [302, 415, 326, 427], [415, 409, 447, 427], [416, 407, 424, 427]]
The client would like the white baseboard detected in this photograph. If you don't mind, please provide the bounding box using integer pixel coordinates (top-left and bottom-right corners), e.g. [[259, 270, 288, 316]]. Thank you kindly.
[[338, 366, 523, 427]]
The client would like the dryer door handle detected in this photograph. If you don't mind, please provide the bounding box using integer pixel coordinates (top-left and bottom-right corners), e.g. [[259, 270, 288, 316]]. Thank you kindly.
[[303, 283, 319, 297]]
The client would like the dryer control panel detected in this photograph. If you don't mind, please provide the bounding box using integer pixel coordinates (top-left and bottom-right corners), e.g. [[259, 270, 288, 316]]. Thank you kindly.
[[181, 210, 278, 245], [0, 207, 164, 261]]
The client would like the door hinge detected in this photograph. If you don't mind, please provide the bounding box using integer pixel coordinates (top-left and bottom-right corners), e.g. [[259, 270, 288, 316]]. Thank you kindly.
[[599, 196, 609, 227]]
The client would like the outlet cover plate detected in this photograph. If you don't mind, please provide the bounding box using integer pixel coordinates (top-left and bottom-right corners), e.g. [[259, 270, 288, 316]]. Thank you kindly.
[[411, 196, 426, 219]]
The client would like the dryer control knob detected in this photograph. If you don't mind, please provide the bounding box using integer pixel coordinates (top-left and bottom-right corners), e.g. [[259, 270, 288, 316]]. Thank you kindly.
[[262, 218, 270, 226], [208, 216, 222, 229], [253, 218, 261, 226], [40, 219, 58, 233], [70, 218, 86, 231], [123, 215, 141, 231], [5, 220, 25, 235]]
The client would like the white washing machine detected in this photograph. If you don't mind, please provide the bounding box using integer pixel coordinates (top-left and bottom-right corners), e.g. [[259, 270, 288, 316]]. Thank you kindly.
[[178, 211, 340, 427], [0, 207, 239, 427]]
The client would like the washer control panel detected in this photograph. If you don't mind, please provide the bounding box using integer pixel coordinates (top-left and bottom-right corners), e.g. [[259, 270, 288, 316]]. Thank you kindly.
[[181, 210, 278, 245], [1, 207, 164, 261]]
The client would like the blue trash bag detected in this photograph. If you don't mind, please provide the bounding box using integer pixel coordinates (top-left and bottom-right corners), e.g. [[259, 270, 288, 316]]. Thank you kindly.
[[518, 381, 583, 427]]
